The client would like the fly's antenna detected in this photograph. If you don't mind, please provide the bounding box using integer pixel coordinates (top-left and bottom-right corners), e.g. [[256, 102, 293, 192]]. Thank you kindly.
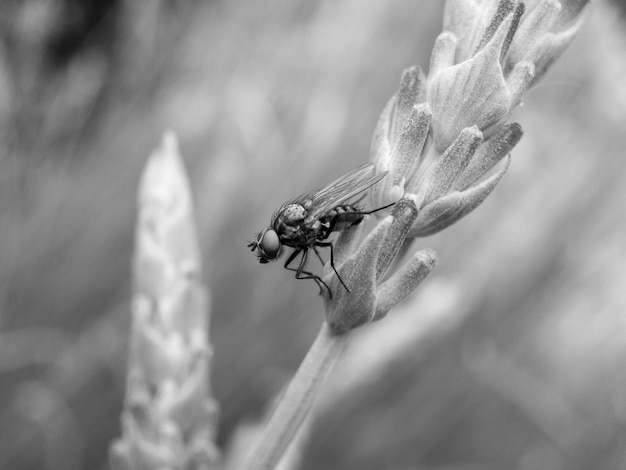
[[247, 233, 261, 251], [247, 234, 270, 263]]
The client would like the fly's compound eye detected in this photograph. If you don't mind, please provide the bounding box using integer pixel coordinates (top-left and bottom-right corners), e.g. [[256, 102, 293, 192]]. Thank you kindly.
[[259, 229, 281, 260]]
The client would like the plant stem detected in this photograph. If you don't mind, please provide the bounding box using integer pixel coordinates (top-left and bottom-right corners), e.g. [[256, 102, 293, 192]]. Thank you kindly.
[[239, 322, 349, 470]]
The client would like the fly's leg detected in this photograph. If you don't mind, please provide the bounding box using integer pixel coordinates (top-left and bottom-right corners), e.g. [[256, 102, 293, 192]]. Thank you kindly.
[[368, 201, 396, 215], [320, 201, 397, 240], [343, 201, 397, 219], [320, 217, 337, 240], [284, 249, 331, 297], [315, 241, 349, 293], [312, 247, 326, 266], [284, 250, 317, 285]]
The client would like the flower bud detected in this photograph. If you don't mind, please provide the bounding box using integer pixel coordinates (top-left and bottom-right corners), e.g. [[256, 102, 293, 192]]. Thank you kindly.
[[324, 199, 437, 333]]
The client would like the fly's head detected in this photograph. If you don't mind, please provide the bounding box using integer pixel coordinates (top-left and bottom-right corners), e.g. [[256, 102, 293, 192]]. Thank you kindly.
[[247, 227, 282, 264]]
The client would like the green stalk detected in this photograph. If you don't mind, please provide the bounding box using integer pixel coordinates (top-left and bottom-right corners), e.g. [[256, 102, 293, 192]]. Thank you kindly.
[[239, 322, 349, 470]]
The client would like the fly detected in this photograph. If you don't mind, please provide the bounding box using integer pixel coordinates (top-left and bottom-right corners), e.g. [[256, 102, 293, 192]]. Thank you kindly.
[[247, 163, 393, 297]]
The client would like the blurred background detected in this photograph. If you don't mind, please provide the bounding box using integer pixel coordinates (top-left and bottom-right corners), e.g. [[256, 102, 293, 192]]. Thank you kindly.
[[1, 0, 625, 469]]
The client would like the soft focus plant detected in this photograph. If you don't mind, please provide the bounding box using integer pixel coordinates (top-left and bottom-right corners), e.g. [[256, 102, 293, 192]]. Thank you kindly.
[[110, 133, 219, 470]]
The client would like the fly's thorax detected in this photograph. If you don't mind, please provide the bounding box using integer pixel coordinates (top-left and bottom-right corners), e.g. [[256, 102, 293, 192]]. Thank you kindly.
[[280, 204, 306, 224], [276, 222, 320, 248], [273, 203, 306, 238], [273, 203, 320, 248]]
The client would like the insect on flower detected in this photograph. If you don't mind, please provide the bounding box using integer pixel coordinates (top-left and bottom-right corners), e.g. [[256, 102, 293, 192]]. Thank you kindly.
[[248, 163, 394, 298]]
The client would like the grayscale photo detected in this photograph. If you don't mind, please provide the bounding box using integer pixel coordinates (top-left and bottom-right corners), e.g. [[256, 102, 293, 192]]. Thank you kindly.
[[0, 1, 623, 469]]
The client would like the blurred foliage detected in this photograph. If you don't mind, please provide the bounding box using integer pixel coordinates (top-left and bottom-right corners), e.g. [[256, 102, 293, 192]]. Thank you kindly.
[[0, 1, 625, 469]]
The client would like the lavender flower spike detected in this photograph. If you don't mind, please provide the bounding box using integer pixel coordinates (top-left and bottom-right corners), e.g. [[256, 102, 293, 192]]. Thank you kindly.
[[370, 0, 587, 238], [110, 133, 219, 470]]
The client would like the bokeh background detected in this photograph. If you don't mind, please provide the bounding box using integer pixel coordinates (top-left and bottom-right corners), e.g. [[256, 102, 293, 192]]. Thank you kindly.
[[1, 1, 625, 469]]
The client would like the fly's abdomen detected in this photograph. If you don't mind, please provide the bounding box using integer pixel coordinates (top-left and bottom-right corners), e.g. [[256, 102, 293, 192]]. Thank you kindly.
[[322, 205, 364, 233]]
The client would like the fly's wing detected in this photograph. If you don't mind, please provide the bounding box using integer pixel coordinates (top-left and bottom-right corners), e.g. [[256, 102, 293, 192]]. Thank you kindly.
[[304, 163, 387, 223]]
